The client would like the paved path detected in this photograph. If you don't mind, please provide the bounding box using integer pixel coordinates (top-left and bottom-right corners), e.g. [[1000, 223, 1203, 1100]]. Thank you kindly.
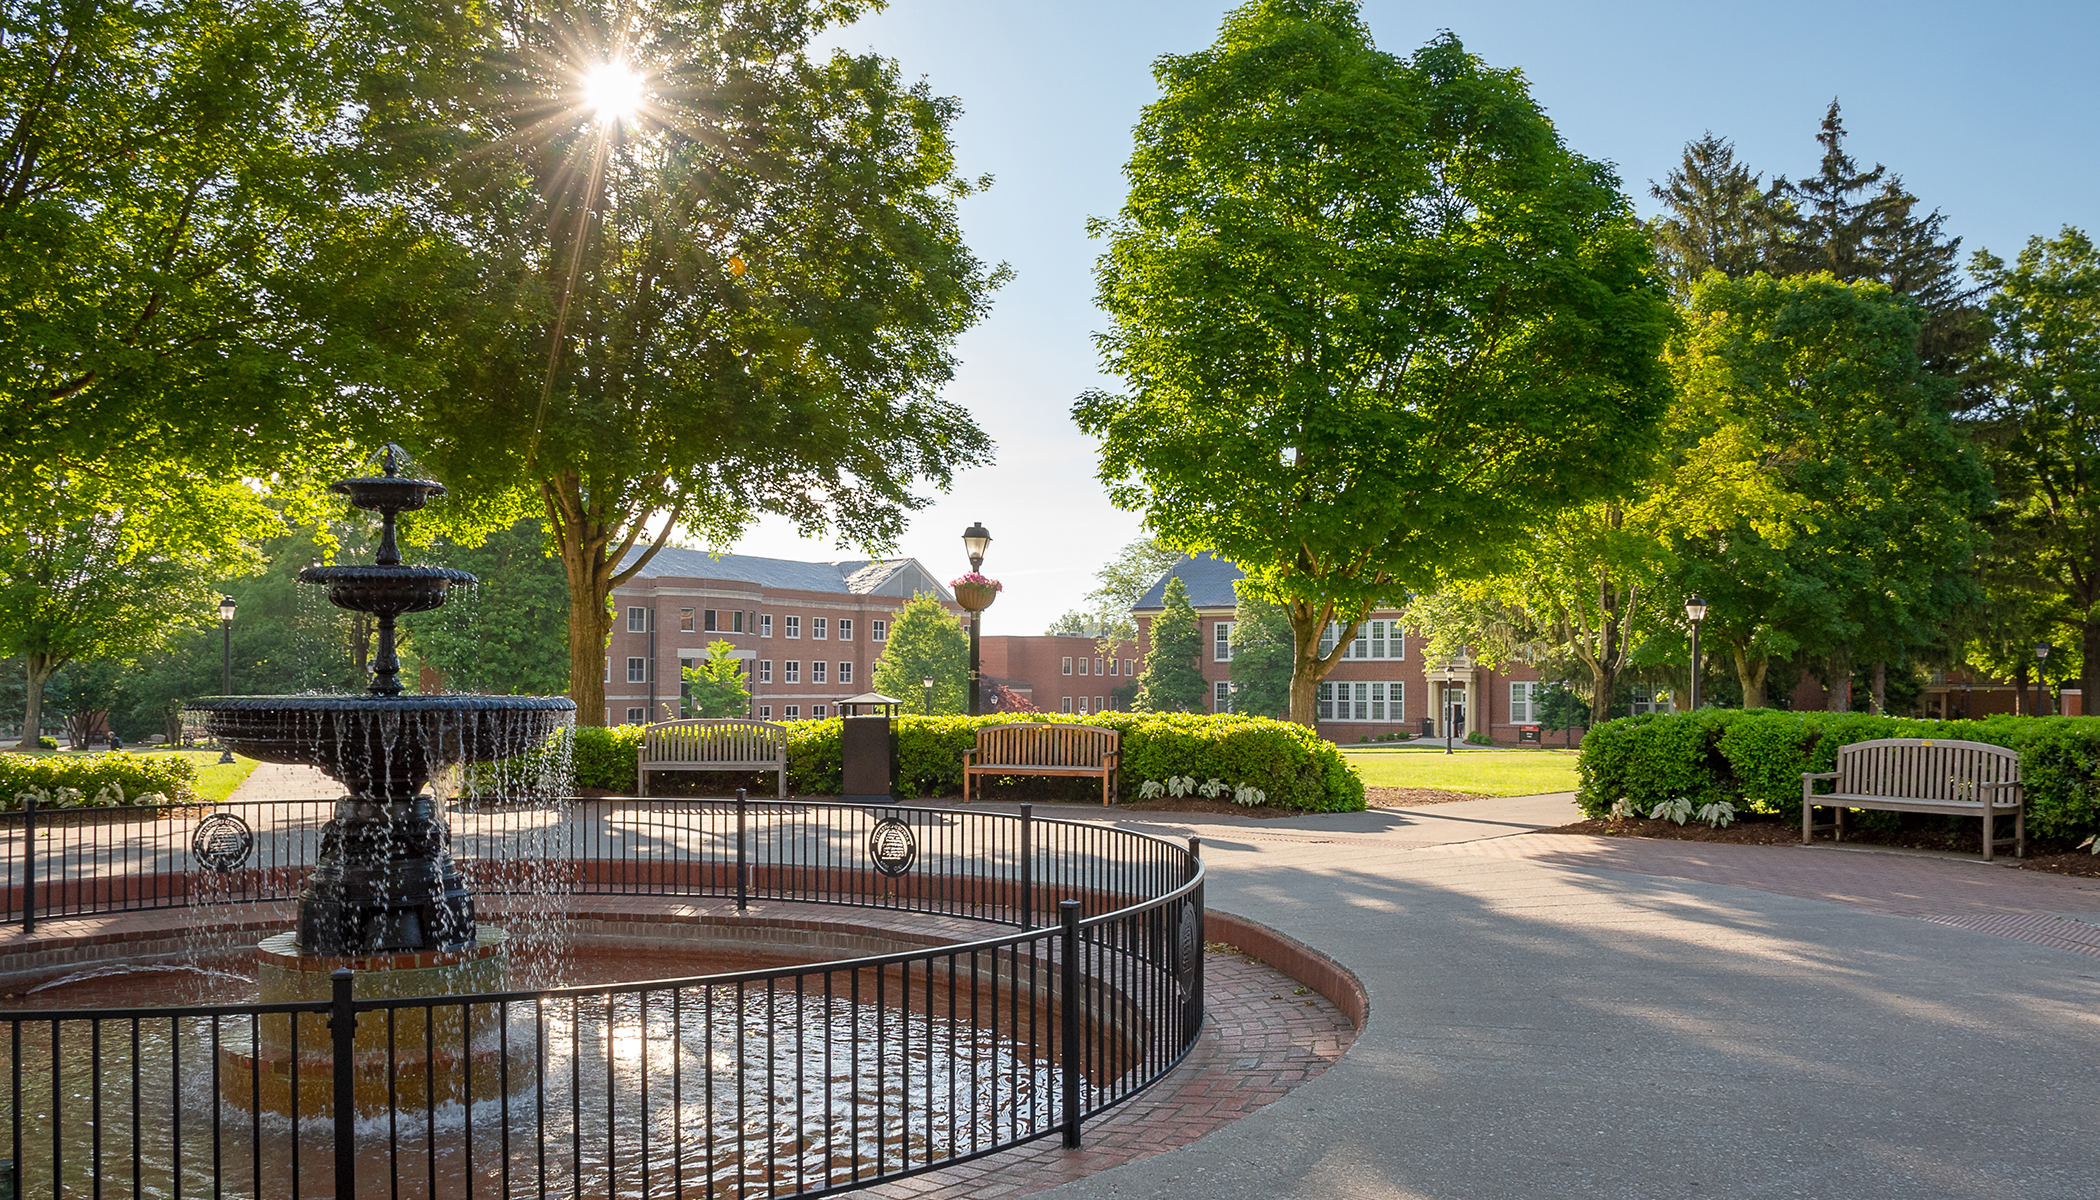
[[1032, 794, 2100, 1200]]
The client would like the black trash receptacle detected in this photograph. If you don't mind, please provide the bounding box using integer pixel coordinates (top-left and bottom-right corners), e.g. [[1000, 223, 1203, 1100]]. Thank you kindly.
[[1419, 717, 1435, 739], [842, 714, 894, 804]]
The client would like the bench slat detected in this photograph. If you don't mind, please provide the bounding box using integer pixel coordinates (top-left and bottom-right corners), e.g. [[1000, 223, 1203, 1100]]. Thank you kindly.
[[1804, 737, 2023, 860]]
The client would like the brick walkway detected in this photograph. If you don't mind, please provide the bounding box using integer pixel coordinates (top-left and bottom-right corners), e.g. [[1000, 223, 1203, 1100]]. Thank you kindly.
[[857, 944, 1353, 1200]]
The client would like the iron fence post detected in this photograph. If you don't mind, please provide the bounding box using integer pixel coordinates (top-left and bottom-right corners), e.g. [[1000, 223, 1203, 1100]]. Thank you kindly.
[[735, 788, 748, 911], [1019, 803, 1033, 927], [329, 968, 356, 1200], [20, 794, 33, 933], [1060, 898, 1082, 1148]]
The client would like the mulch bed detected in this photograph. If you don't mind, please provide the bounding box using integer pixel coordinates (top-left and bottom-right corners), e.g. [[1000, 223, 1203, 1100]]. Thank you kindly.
[[1551, 814, 2100, 878], [1365, 787, 1492, 807], [1549, 816, 1801, 845], [2018, 852, 2100, 878]]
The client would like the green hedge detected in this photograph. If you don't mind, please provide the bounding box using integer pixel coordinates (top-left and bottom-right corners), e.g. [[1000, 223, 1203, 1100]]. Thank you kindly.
[[1577, 711, 2100, 840], [577, 713, 1364, 812], [0, 751, 199, 809]]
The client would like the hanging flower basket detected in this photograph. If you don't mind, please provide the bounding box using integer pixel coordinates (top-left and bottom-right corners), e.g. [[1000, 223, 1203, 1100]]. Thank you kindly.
[[952, 573, 1002, 612]]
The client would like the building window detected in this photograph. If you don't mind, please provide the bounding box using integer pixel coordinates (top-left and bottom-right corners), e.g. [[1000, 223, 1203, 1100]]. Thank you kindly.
[[785, 661, 800, 684], [1062, 696, 1073, 713], [626, 707, 645, 723], [1510, 682, 1539, 724], [1214, 680, 1231, 712], [1076, 696, 1089, 714], [1062, 657, 1073, 675], [761, 613, 773, 637], [758, 660, 773, 684], [731, 610, 745, 633], [812, 704, 827, 718], [1329, 619, 1404, 660], [627, 606, 649, 633], [812, 661, 827, 684], [838, 661, 853, 685], [1316, 680, 1404, 722], [1108, 657, 1119, 676], [1077, 656, 1089, 676], [1094, 657, 1104, 676], [784, 705, 799, 719], [785, 616, 800, 639], [838, 619, 853, 641], [603, 656, 611, 683], [627, 657, 647, 683], [871, 619, 888, 642], [1125, 659, 1134, 675], [679, 608, 695, 632], [1214, 622, 1233, 661], [812, 617, 827, 640], [678, 657, 696, 699], [758, 705, 772, 719], [702, 609, 717, 632], [1095, 696, 1105, 712]]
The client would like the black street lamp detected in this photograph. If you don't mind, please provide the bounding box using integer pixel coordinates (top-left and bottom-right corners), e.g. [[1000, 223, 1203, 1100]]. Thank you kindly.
[[962, 521, 991, 716], [217, 595, 238, 763], [2035, 642, 2053, 716], [923, 675, 934, 715], [1685, 595, 1708, 711]]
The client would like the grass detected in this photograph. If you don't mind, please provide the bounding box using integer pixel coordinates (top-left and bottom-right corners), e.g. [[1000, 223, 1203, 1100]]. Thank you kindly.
[[1339, 747, 1580, 797], [7, 746, 260, 803]]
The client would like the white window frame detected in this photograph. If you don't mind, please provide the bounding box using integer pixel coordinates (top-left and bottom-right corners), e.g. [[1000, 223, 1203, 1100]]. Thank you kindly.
[[603, 656, 611, 683], [625, 706, 646, 724], [838, 619, 853, 642], [626, 657, 646, 684], [627, 606, 649, 633], [1510, 681, 1539, 724], [704, 609, 718, 632], [1078, 657, 1089, 676], [1062, 696, 1073, 713], [758, 660, 773, 684], [679, 608, 695, 633], [784, 705, 799, 719], [812, 661, 827, 684], [871, 619, 887, 642], [761, 613, 773, 638], [1215, 621, 1233, 661], [1317, 680, 1405, 722], [1076, 696, 1089, 714], [785, 661, 800, 684], [758, 705, 772, 719], [812, 704, 827, 718], [732, 610, 745, 633], [812, 617, 827, 640], [785, 616, 800, 639], [838, 661, 853, 685], [1108, 658, 1119, 676], [1214, 679, 1231, 712], [1062, 657, 1073, 676]]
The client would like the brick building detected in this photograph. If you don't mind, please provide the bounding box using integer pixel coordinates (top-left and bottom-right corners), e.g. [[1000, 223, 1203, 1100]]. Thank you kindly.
[[605, 549, 960, 725], [979, 634, 1140, 717], [1129, 554, 1558, 745]]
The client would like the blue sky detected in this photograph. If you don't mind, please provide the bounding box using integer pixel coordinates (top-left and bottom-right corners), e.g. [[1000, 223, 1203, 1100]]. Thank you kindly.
[[723, 0, 2100, 634]]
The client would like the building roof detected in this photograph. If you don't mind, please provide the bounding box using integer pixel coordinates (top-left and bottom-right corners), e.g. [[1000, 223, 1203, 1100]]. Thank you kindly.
[[620, 547, 955, 601], [1131, 552, 1243, 611]]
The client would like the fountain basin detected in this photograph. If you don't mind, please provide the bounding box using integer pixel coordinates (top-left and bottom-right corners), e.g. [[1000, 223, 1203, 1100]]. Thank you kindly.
[[297, 564, 475, 616], [187, 694, 572, 799]]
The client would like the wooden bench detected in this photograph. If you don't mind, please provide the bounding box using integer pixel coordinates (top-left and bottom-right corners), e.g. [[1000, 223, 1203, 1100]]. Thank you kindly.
[[638, 719, 788, 798], [1801, 737, 2024, 860], [963, 723, 1121, 806]]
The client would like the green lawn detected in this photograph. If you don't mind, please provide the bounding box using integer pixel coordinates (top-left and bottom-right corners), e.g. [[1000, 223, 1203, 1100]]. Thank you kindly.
[[11, 747, 261, 803], [1340, 747, 1580, 797]]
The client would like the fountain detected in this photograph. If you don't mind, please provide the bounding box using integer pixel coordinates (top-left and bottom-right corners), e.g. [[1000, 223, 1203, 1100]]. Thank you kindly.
[[184, 447, 574, 1107]]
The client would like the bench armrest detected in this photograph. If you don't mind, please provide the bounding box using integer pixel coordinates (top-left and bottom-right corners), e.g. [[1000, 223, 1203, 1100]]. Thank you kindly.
[[962, 748, 977, 768]]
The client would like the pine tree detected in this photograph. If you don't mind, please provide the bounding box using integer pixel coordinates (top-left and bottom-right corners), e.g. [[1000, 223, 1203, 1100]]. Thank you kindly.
[[1647, 134, 1784, 298], [681, 640, 752, 719], [1134, 577, 1208, 713], [1226, 587, 1293, 718]]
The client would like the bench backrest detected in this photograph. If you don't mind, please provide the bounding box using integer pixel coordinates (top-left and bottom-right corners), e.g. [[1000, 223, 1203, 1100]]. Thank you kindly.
[[973, 723, 1119, 767], [1833, 738, 2018, 800], [640, 719, 787, 765]]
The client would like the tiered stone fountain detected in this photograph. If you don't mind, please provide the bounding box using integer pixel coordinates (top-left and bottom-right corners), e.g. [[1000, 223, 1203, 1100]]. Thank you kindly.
[[186, 447, 573, 1109]]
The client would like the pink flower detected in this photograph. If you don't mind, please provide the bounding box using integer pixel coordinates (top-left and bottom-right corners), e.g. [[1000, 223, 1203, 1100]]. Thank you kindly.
[[951, 573, 1003, 591]]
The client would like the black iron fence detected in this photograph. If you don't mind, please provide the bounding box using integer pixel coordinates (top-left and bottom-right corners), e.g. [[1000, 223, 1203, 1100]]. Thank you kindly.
[[0, 796, 1205, 1199]]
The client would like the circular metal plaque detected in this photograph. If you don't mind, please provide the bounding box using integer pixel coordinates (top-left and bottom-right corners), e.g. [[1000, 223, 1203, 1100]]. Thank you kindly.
[[867, 817, 918, 877], [192, 812, 255, 873]]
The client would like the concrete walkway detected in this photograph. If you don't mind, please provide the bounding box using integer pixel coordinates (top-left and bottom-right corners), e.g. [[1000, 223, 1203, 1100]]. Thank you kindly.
[[1040, 794, 2100, 1200]]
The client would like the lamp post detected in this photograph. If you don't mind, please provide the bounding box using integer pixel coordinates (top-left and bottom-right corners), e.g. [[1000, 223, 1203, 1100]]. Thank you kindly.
[[923, 675, 934, 715], [217, 595, 238, 763], [1684, 595, 1708, 712], [2035, 642, 2052, 716], [962, 521, 992, 716]]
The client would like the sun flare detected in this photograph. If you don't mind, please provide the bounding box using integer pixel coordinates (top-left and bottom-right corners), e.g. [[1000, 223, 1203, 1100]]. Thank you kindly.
[[581, 62, 644, 121]]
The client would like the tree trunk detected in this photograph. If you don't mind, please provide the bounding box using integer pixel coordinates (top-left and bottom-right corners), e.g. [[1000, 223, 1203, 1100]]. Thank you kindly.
[[1731, 642, 1768, 709], [1589, 660, 1617, 725], [2083, 614, 2100, 717], [543, 470, 681, 726], [1870, 662, 1887, 715], [16, 652, 58, 750], [1283, 602, 1359, 726], [1824, 646, 1852, 712]]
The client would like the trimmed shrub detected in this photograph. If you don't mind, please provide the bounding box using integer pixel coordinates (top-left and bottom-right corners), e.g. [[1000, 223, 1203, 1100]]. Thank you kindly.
[[1577, 711, 2100, 840], [587, 713, 1364, 811], [0, 751, 198, 809]]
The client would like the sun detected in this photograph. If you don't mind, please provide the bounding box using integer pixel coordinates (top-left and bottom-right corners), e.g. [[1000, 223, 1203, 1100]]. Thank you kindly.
[[581, 62, 644, 122]]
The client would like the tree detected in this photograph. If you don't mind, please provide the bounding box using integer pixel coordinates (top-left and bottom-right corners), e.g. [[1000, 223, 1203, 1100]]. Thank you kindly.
[[0, 473, 272, 747], [871, 593, 968, 714], [1663, 274, 1989, 707], [1044, 611, 1104, 637], [404, 519, 569, 696], [680, 640, 751, 718], [1969, 228, 2100, 704], [1647, 133, 1785, 298], [1077, 5, 1673, 724], [1080, 540, 1187, 644], [380, 0, 1002, 724], [1225, 584, 1292, 718], [1134, 577, 1207, 713]]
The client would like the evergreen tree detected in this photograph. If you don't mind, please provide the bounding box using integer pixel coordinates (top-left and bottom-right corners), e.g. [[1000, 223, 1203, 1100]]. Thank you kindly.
[[1134, 577, 1207, 713], [871, 593, 969, 715], [1647, 133, 1784, 298], [681, 641, 752, 719], [1227, 586, 1294, 719]]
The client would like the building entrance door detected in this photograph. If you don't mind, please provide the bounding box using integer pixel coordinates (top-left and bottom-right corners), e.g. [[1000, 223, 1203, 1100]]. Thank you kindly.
[[1441, 686, 1466, 740]]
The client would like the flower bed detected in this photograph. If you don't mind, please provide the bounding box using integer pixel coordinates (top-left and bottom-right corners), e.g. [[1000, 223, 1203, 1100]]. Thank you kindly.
[[0, 751, 198, 809]]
